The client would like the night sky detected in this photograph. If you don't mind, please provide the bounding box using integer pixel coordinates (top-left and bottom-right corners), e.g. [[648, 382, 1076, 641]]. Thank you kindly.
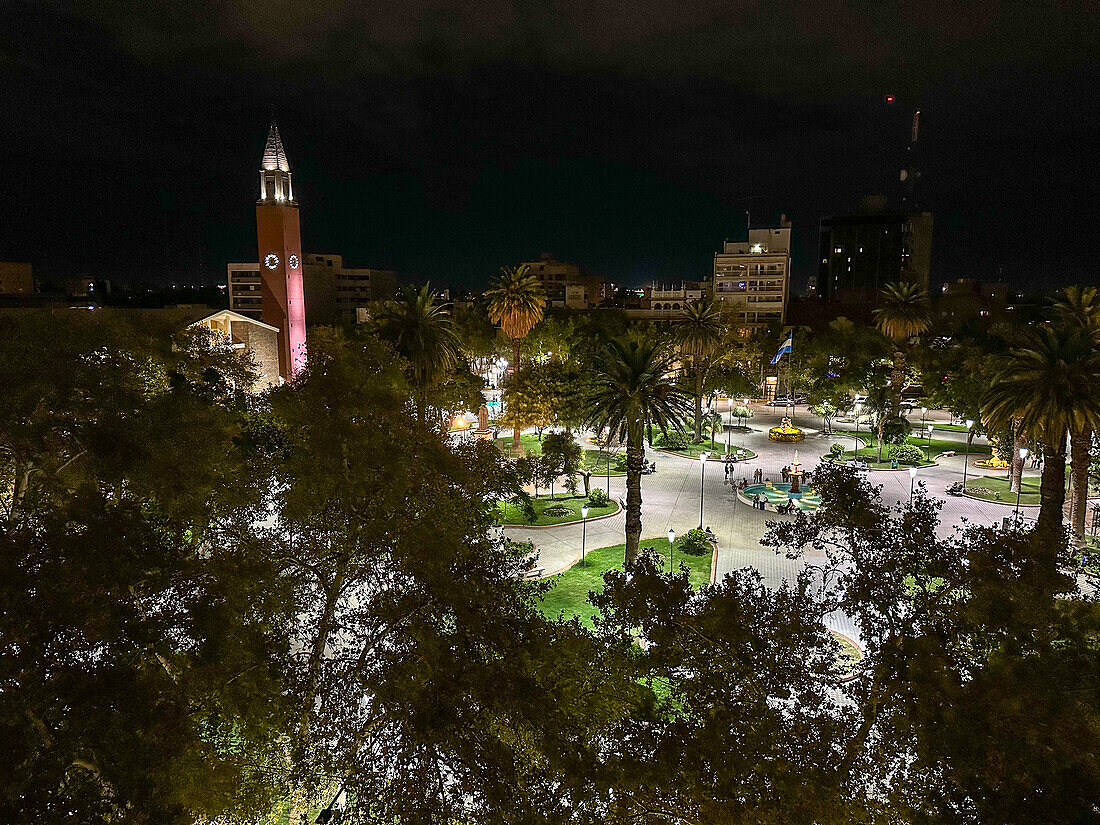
[[3, 1, 1097, 293]]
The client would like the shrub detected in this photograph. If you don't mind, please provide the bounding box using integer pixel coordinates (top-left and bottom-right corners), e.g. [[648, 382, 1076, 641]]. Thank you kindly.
[[613, 453, 628, 471], [887, 443, 925, 466], [587, 488, 609, 508], [829, 443, 846, 458], [678, 528, 712, 557], [543, 505, 573, 518], [655, 430, 691, 450]]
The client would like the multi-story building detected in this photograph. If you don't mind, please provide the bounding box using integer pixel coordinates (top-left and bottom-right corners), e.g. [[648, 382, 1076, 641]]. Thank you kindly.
[[818, 199, 933, 303], [936, 279, 1009, 326], [0, 262, 33, 294], [229, 253, 396, 326], [521, 253, 607, 309], [711, 216, 792, 335]]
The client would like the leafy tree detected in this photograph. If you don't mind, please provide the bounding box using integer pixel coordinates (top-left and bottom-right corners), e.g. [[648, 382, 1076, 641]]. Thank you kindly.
[[372, 284, 461, 428], [584, 338, 691, 566], [0, 311, 292, 822], [809, 400, 839, 433], [485, 264, 547, 451], [765, 463, 1100, 824], [873, 281, 931, 417], [541, 432, 582, 499], [586, 556, 864, 823], [730, 404, 755, 427], [788, 317, 890, 408], [672, 301, 725, 441]]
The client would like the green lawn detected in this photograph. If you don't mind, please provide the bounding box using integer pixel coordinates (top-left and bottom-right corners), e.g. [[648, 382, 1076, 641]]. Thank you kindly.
[[846, 435, 991, 460], [838, 448, 936, 468], [659, 436, 756, 460], [580, 449, 627, 476], [963, 474, 1042, 506], [538, 538, 713, 628], [497, 494, 618, 526], [496, 434, 547, 453]]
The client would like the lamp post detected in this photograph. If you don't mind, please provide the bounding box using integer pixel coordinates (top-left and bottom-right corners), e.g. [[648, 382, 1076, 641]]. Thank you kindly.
[[962, 419, 974, 492], [667, 528, 676, 572], [926, 424, 934, 462], [727, 401, 732, 452], [699, 451, 710, 528], [1014, 448, 1028, 526], [853, 403, 862, 462], [742, 398, 750, 454], [920, 406, 927, 433], [909, 466, 917, 504], [581, 505, 589, 566]]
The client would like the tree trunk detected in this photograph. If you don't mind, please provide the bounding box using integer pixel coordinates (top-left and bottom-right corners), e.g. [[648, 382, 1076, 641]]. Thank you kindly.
[[511, 338, 522, 452], [890, 348, 905, 418], [624, 432, 645, 567], [694, 369, 704, 442], [1037, 434, 1068, 552], [1010, 421, 1026, 494], [1070, 425, 1092, 547]]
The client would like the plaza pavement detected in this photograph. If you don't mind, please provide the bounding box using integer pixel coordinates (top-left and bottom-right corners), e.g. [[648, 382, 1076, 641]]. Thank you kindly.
[[503, 402, 1038, 644]]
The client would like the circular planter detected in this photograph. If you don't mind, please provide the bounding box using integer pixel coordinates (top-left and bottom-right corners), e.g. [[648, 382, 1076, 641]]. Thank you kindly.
[[768, 427, 805, 442]]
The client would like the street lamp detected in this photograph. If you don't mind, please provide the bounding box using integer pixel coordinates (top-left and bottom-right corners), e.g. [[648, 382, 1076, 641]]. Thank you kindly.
[[909, 466, 917, 504], [667, 528, 676, 572], [699, 451, 710, 528], [853, 403, 862, 462], [920, 406, 927, 432], [962, 419, 974, 492], [926, 423, 934, 462], [581, 505, 589, 566], [1015, 448, 1028, 526]]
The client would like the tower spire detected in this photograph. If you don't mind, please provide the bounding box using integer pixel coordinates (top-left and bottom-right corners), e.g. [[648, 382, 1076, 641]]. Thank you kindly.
[[258, 121, 294, 202], [261, 121, 290, 172]]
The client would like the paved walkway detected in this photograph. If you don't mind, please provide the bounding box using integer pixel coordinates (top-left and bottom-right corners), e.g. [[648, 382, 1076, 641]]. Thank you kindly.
[[503, 403, 1042, 645]]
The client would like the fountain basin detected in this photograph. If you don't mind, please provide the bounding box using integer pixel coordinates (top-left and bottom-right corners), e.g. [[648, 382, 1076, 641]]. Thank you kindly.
[[738, 482, 822, 511]]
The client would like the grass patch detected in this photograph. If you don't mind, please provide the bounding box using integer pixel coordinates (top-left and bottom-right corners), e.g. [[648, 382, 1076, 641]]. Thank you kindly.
[[845, 435, 991, 463], [538, 538, 713, 628], [964, 474, 1042, 505], [496, 434, 547, 454], [497, 494, 618, 526]]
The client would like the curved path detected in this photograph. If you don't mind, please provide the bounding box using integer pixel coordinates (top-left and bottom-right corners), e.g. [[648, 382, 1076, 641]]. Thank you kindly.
[[502, 403, 1040, 644]]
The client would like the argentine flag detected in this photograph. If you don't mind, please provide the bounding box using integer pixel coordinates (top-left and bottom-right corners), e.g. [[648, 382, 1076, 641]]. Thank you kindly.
[[770, 333, 793, 365]]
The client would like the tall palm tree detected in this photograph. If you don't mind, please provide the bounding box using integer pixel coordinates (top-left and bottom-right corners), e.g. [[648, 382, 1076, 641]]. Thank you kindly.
[[672, 300, 725, 442], [873, 282, 931, 417], [983, 325, 1100, 549], [1052, 285, 1100, 546], [484, 265, 546, 451], [374, 284, 460, 427], [584, 337, 692, 567]]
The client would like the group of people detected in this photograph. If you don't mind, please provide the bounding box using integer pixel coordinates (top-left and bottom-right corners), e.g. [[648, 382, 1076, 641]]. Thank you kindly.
[[746, 491, 798, 514]]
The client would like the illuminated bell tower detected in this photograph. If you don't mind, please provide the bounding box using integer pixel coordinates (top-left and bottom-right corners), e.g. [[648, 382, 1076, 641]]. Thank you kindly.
[[256, 121, 306, 380]]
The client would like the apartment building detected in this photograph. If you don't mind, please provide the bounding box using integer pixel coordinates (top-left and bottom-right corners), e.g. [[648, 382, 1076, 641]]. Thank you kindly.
[[228, 253, 396, 325], [712, 216, 791, 335]]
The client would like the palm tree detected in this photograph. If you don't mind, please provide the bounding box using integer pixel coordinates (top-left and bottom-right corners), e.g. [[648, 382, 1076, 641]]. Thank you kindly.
[[374, 284, 460, 427], [983, 325, 1100, 549], [484, 265, 546, 451], [1052, 286, 1100, 545], [672, 301, 725, 442], [584, 337, 692, 567], [873, 282, 931, 417]]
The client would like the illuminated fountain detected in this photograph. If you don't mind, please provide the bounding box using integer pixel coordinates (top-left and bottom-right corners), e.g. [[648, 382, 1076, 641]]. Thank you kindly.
[[789, 451, 803, 494]]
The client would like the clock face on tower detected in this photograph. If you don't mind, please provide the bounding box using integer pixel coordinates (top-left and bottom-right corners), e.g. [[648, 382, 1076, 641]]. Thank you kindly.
[[288, 254, 300, 270], [264, 253, 280, 270]]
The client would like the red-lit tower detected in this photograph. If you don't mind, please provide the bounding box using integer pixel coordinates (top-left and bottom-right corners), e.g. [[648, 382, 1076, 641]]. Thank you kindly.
[[256, 121, 306, 380]]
